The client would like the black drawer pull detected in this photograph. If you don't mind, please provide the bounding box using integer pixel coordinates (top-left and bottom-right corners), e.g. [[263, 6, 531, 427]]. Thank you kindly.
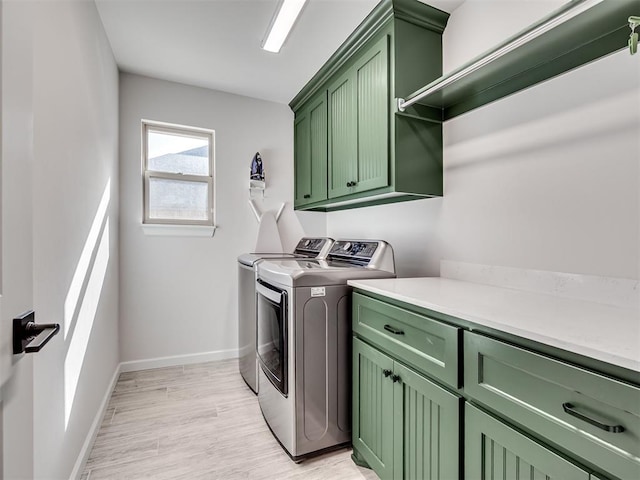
[[392, 374, 401, 383], [562, 403, 625, 433], [303, 194, 311, 198], [384, 324, 404, 335], [383, 369, 392, 378]]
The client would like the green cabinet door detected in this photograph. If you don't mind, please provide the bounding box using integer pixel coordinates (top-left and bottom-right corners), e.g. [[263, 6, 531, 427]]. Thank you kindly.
[[328, 35, 389, 200], [353, 338, 394, 479], [327, 67, 357, 199], [294, 92, 327, 207], [394, 362, 460, 480], [353, 337, 461, 480], [354, 34, 389, 194], [465, 405, 590, 480], [294, 109, 311, 205]]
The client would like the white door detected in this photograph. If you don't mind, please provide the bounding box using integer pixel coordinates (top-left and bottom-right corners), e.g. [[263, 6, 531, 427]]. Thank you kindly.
[[1, 1, 37, 478]]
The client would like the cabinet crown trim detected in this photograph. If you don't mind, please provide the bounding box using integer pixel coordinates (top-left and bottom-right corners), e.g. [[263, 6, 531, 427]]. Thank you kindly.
[[289, 0, 449, 111]]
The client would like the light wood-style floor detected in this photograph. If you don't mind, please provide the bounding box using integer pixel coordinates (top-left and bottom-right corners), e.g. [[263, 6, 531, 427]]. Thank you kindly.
[[81, 358, 378, 479]]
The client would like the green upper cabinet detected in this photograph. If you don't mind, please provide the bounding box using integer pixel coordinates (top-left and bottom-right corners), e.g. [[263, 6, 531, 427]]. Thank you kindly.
[[290, 0, 449, 211], [294, 92, 327, 207]]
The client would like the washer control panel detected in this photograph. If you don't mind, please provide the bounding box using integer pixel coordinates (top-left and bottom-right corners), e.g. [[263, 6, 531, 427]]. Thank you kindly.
[[328, 241, 379, 262]]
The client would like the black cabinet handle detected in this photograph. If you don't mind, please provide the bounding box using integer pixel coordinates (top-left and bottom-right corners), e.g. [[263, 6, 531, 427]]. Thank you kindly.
[[303, 194, 311, 199], [562, 402, 624, 433], [384, 324, 404, 335], [346, 182, 352, 187], [392, 374, 401, 383], [346, 181, 358, 187], [383, 369, 392, 377]]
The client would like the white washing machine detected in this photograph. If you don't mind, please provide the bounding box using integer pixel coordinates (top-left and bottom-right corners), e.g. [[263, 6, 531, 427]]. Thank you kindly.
[[255, 240, 396, 461]]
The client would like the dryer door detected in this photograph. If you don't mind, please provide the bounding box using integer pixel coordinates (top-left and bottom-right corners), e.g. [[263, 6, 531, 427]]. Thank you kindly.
[[256, 279, 288, 396]]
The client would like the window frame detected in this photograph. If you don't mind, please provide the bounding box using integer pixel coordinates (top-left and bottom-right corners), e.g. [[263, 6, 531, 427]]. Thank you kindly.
[[141, 120, 215, 227]]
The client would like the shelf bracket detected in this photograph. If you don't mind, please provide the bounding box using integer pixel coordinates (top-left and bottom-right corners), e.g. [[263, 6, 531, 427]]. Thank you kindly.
[[248, 199, 261, 222], [629, 16, 640, 55], [275, 202, 286, 222]]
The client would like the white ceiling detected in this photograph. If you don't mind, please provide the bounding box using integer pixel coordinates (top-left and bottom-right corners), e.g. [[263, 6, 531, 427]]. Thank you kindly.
[[95, 0, 464, 105]]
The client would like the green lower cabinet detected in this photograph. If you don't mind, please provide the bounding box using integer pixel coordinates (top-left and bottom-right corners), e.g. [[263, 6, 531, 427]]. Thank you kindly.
[[353, 337, 461, 480], [464, 331, 640, 480], [465, 404, 590, 480], [352, 291, 639, 480]]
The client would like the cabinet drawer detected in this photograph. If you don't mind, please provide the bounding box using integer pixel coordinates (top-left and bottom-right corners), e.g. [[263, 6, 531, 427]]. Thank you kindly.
[[464, 332, 640, 480], [352, 292, 459, 388]]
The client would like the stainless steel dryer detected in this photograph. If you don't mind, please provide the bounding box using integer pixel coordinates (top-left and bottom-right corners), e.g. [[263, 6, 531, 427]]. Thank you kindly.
[[255, 240, 396, 461], [237, 237, 333, 393]]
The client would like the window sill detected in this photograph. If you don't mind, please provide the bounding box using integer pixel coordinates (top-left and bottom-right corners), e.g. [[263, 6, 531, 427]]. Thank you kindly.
[[142, 224, 217, 237]]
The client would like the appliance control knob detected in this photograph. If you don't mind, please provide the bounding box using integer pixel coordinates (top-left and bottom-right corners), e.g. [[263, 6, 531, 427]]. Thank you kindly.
[[304, 239, 310, 246], [343, 242, 352, 251]]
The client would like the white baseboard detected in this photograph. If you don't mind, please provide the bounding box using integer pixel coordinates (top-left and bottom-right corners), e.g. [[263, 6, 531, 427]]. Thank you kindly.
[[69, 362, 121, 480], [119, 348, 239, 373]]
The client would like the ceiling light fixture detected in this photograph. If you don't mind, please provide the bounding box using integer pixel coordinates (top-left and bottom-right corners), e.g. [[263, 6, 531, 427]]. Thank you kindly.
[[262, 0, 308, 53]]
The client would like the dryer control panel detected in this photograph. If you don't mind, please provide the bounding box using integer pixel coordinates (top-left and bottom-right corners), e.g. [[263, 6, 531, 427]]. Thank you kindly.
[[293, 237, 334, 258]]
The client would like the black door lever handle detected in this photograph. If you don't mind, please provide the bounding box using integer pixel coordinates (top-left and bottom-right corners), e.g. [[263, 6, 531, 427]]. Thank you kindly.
[[25, 322, 59, 333], [13, 311, 60, 354]]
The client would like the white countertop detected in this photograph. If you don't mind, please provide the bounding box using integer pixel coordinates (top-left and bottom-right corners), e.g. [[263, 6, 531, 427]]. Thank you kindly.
[[348, 277, 640, 373]]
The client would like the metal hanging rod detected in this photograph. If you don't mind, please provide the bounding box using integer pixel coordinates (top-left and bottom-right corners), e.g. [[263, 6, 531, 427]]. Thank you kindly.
[[397, 0, 603, 112]]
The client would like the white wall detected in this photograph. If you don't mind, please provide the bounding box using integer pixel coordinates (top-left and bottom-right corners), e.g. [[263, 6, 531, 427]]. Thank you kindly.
[[119, 73, 325, 364], [327, 1, 640, 280], [2, 1, 120, 478], [32, 2, 120, 477]]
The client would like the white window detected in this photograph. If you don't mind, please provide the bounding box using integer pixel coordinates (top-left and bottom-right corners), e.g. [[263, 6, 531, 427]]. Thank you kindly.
[[142, 121, 215, 228]]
